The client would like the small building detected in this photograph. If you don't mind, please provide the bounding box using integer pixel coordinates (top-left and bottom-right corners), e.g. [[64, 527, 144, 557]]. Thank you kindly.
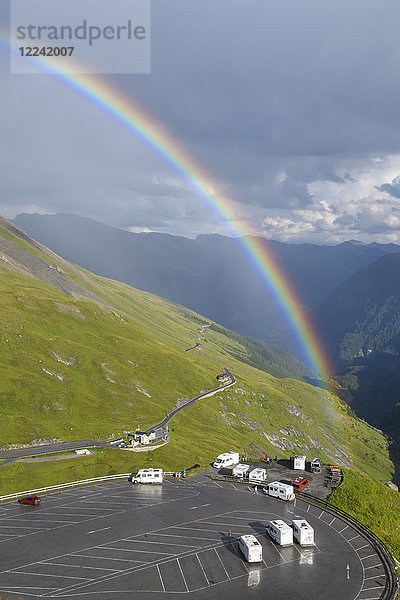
[[75, 448, 90, 455], [133, 426, 167, 445], [216, 371, 230, 383]]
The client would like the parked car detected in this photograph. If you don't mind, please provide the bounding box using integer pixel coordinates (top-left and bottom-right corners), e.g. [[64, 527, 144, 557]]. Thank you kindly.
[[18, 495, 41, 505], [291, 476, 309, 491]]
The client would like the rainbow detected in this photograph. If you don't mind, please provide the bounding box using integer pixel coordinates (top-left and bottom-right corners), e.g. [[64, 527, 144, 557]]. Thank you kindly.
[[4, 44, 332, 380]]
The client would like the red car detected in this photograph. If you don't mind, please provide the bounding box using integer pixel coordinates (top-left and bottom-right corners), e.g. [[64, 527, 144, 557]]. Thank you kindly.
[[18, 495, 41, 505], [291, 477, 309, 491]]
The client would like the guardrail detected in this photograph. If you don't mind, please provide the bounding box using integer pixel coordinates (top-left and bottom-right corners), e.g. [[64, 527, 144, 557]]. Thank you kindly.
[[296, 492, 398, 600], [0, 473, 130, 502]]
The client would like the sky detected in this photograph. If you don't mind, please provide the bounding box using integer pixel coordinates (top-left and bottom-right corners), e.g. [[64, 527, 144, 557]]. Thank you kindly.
[[1, 0, 400, 244]]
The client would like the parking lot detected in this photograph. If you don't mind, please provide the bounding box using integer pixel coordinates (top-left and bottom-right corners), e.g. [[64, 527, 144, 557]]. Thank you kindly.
[[0, 473, 387, 600]]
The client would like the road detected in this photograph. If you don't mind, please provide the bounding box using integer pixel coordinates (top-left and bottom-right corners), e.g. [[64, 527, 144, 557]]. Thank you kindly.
[[0, 370, 235, 463], [144, 368, 236, 435]]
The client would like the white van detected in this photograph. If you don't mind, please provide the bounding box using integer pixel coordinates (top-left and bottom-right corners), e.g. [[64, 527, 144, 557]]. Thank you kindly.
[[131, 468, 163, 484], [248, 468, 267, 482], [310, 457, 322, 473], [292, 520, 315, 546], [213, 452, 240, 469], [232, 464, 250, 478], [238, 535, 263, 562], [293, 455, 306, 470], [266, 520, 293, 546], [265, 481, 295, 501]]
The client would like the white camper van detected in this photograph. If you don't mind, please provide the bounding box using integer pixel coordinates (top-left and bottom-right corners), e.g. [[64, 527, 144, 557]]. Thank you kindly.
[[265, 481, 295, 501], [292, 520, 315, 546], [266, 520, 293, 546], [293, 455, 306, 470], [310, 457, 322, 473], [238, 535, 263, 562], [131, 468, 163, 484], [232, 464, 250, 478], [248, 468, 267, 483], [213, 452, 240, 469]]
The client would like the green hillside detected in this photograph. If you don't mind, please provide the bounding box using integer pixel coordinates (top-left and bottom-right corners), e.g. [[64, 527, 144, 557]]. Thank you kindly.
[[0, 215, 394, 495]]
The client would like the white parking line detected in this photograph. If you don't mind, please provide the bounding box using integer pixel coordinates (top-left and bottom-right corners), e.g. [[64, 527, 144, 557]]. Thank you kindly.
[[124, 539, 199, 549], [0, 524, 48, 529], [361, 554, 378, 561], [156, 564, 165, 592], [196, 553, 209, 584], [214, 548, 230, 579], [86, 527, 111, 535], [74, 553, 143, 564], [43, 561, 120, 572], [9, 570, 92, 581], [100, 546, 174, 555], [177, 558, 189, 592], [153, 532, 218, 542]]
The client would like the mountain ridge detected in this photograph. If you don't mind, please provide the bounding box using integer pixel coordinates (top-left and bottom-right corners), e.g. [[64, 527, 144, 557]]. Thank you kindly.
[[13, 212, 398, 354]]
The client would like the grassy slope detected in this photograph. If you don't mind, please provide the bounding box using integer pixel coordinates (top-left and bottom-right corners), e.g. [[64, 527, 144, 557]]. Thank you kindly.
[[0, 218, 395, 508], [330, 470, 400, 561]]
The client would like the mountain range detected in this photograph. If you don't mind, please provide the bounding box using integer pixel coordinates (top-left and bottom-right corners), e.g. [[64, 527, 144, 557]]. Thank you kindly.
[[13, 212, 399, 355], [313, 253, 400, 456]]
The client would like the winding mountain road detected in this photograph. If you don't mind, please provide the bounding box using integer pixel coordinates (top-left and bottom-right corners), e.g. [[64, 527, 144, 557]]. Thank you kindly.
[[0, 370, 235, 463], [144, 368, 236, 435]]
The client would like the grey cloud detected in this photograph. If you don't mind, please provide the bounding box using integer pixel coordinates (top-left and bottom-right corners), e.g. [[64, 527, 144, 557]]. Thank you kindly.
[[377, 176, 400, 199]]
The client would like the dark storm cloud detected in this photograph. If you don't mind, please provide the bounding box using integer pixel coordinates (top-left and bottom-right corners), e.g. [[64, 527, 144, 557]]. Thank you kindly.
[[377, 176, 400, 199], [1, 0, 400, 241]]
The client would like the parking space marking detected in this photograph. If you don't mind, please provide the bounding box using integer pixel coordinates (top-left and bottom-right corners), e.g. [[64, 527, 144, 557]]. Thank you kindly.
[[44, 561, 120, 572], [196, 553, 209, 584], [10, 570, 92, 581], [87, 527, 112, 534], [74, 553, 143, 564], [101, 546, 175, 555], [153, 532, 219, 542], [214, 547, 231, 579], [124, 538, 200, 550], [156, 564, 165, 592], [177, 558, 189, 592]]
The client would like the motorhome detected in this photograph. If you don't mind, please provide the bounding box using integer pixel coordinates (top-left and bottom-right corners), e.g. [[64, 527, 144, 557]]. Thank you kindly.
[[266, 520, 293, 546], [292, 519, 315, 546], [130, 468, 163, 484], [265, 481, 295, 501], [310, 457, 322, 473], [232, 464, 250, 478], [248, 468, 267, 483], [212, 452, 240, 469], [293, 455, 306, 470], [238, 535, 263, 562]]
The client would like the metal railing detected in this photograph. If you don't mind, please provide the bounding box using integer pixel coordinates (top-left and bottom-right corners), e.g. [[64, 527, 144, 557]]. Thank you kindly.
[[0, 473, 130, 502], [296, 491, 399, 600]]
